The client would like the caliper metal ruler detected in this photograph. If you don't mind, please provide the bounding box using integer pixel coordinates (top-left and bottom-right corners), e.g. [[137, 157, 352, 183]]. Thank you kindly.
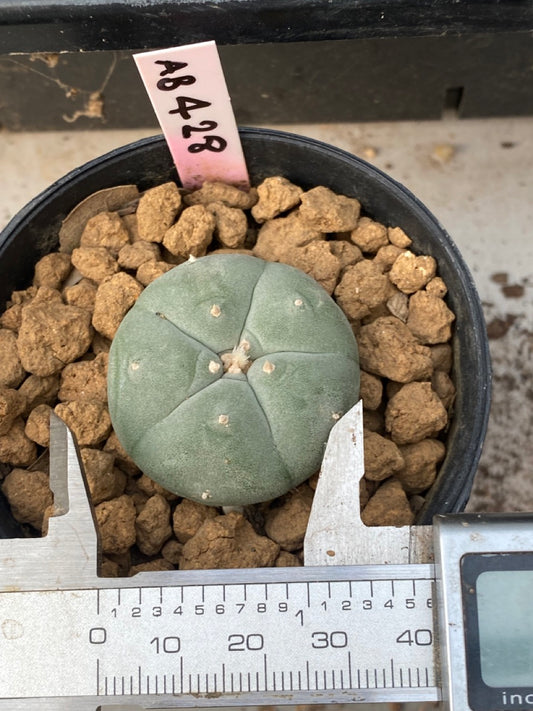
[[1, 404, 532, 711]]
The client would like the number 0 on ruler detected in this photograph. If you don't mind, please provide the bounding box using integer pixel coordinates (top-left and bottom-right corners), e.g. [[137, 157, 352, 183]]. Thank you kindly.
[[134, 41, 249, 190]]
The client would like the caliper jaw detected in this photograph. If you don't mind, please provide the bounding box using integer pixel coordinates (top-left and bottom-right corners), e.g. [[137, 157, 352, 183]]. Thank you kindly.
[[304, 400, 433, 566], [0, 400, 433, 592], [0, 414, 100, 592]]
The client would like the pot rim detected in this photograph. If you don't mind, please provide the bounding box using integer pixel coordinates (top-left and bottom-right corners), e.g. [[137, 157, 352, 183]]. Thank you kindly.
[[0, 126, 491, 530]]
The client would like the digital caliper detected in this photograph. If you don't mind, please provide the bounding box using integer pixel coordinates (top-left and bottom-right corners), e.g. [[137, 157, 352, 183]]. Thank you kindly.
[[0, 404, 531, 710]]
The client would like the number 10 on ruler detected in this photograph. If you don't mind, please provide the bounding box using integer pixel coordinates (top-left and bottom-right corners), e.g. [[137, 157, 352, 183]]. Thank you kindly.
[[134, 41, 249, 190]]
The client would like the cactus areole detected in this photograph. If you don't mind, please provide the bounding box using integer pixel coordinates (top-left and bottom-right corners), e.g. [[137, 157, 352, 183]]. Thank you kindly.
[[108, 254, 360, 506]]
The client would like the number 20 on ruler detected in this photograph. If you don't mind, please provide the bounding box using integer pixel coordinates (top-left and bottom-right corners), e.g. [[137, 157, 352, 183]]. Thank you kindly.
[[134, 41, 249, 190]]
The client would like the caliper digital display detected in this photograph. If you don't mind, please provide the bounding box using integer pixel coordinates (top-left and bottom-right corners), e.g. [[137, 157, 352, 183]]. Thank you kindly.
[[435, 514, 533, 711], [462, 553, 533, 711]]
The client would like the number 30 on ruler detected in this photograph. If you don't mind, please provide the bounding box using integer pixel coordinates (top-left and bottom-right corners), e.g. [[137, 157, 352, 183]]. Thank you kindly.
[[134, 41, 249, 190]]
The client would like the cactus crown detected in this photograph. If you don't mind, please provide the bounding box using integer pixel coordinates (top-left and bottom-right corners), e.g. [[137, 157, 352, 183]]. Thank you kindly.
[[108, 254, 360, 506]]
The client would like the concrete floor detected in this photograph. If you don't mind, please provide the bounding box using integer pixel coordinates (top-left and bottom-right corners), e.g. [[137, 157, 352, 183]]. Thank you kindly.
[[0, 118, 532, 710]]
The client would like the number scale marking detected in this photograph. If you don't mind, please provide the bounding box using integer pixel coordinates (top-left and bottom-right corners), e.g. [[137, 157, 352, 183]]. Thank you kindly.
[[0, 567, 440, 707]]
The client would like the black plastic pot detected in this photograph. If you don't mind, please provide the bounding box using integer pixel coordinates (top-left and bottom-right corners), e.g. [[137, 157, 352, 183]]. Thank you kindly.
[[0, 127, 491, 536]]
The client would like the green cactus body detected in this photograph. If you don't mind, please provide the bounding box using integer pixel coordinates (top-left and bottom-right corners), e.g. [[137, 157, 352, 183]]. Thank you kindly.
[[107, 254, 360, 506]]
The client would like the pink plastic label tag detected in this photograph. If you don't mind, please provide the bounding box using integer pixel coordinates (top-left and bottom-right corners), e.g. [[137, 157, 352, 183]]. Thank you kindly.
[[134, 41, 249, 190]]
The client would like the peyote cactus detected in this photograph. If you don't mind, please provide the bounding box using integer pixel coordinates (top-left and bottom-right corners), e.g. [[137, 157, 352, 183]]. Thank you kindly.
[[107, 254, 360, 506]]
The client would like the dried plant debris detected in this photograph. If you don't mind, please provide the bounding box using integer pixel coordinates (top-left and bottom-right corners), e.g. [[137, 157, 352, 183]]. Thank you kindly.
[[59, 185, 140, 253], [0, 176, 455, 573]]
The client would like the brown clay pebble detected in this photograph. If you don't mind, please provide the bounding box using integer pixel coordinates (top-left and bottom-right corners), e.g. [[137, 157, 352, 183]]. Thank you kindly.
[[163, 205, 215, 258], [17, 302, 93, 376], [135, 473, 177, 501], [31, 286, 63, 306], [161, 539, 184, 565], [207, 202, 248, 249], [122, 213, 140, 243], [80, 448, 126, 505], [126, 484, 148, 514], [136, 182, 182, 243], [432, 370, 456, 411], [91, 333, 111, 355], [58, 352, 108, 403], [328, 240, 363, 270], [33, 253, 72, 289], [0, 418, 37, 466], [209, 247, 254, 257], [135, 494, 172, 556], [426, 276, 448, 297], [135, 259, 174, 286], [350, 217, 389, 254], [92, 272, 143, 340], [385, 382, 448, 445], [363, 430, 405, 481], [263, 485, 314, 551], [253, 212, 323, 262], [357, 316, 433, 383], [18, 374, 59, 414], [275, 551, 302, 567], [0, 329, 26, 387], [300, 186, 360, 232], [58, 185, 139, 253], [24, 403, 52, 446], [373, 244, 405, 273], [0, 386, 26, 435], [362, 409, 385, 434], [180, 512, 280, 569], [80, 211, 130, 256], [117, 241, 161, 270], [251, 176, 303, 223], [184, 181, 257, 210], [40, 503, 54, 536], [389, 251, 437, 294], [359, 371, 383, 411], [396, 439, 446, 493], [307, 471, 319, 490], [103, 431, 140, 476], [334, 260, 391, 320], [388, 226, 412, 248], [361, 478, 414, 527], [9, 286, 38, 307], [54, 400, 111, 446], [95, 495, 137, 555], [359, 479, 371, 509], [71, 246, 119, 283], [172, 499, 219, 543], [283, 241, 342, 295], [100, 558, 120, 577], [430, 343, 453, 373], [1, 469, 53, 530], [63, 278, 98, 313], [0, 304, 22, 332], [407, 291, 455, 344], [105, 551, 131, 577]]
